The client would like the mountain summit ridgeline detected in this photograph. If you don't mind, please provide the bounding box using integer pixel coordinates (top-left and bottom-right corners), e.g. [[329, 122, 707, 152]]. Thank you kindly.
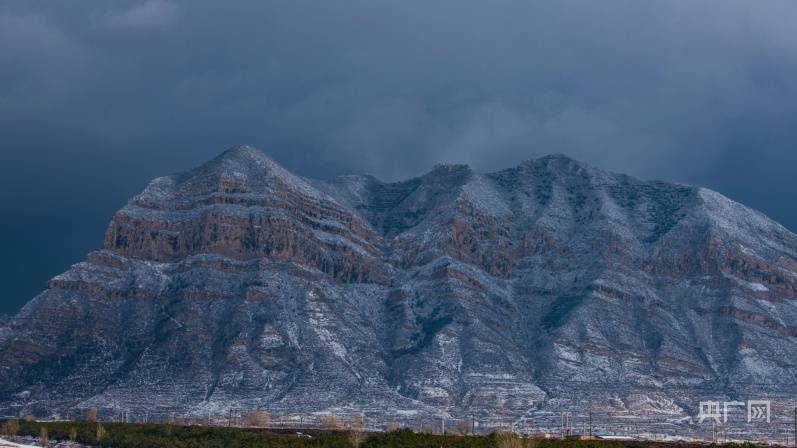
[[2, 146, 796, 426]]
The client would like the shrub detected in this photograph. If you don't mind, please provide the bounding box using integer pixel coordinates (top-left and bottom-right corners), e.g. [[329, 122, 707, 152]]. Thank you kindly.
[[421, 424, 437, 434], [346, 415, 365, 431], [39, 426, 48, 447], [96, 423, 107, 442], [456, 419, 473, 435], [245, 411, 269, 428], [363, 429, 494, 448], [495, 432, 525, 448], [323, 414, 341, 430], [349, 429, 368, 448], [1, 418, 19, 436]]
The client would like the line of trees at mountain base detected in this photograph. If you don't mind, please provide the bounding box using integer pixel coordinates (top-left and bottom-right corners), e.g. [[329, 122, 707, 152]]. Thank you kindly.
[[0, 418, 765, 448], [5, 407, 480, 434]]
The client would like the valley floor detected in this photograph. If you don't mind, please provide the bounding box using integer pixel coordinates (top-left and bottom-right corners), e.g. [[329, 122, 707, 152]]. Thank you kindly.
[[0, 421, 789, 448]]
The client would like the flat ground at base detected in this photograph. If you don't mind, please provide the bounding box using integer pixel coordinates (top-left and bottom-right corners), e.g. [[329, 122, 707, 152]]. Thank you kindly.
[[0, 421, 785, 448]]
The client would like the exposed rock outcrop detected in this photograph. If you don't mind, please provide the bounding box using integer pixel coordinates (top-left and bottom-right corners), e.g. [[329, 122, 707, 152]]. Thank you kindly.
[[1, 146, 796, 435]]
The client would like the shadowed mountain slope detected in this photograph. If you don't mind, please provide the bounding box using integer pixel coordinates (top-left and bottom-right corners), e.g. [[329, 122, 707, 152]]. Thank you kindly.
[[1, 146, 796, 424]]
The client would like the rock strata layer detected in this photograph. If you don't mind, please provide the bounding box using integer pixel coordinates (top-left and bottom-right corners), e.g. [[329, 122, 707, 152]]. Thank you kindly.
[[2, 146, 796, 432]]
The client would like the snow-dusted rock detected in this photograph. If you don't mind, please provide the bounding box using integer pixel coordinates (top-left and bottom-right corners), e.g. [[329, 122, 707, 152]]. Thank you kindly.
[[1, 146, 796, 437]]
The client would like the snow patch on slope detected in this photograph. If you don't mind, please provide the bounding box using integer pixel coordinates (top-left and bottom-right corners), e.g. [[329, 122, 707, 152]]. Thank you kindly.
[[460, 174, 511, 216], [699, 188, 796, 257]]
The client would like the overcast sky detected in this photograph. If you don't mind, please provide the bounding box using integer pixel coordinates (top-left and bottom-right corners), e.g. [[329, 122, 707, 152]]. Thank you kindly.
[[2, 0, 797, 313]]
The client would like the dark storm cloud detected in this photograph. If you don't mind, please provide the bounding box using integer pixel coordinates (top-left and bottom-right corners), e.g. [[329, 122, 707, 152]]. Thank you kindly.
[[2, 0, 797, 312]]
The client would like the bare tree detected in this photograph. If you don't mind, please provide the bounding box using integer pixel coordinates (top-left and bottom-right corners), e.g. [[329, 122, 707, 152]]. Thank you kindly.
[[39, 427, 48, 447], [455, 419, 472, 435], [385, 422, 400, 432], [24, 414, 35, 423], [1, 418, 19, 436], [245, 411, 269, 428], [86, 407, 98, 423], [495, 432, 539, 448], [323, 414, 341, 430], [346, 415, 364, 431], [349, 429, 367, 448]]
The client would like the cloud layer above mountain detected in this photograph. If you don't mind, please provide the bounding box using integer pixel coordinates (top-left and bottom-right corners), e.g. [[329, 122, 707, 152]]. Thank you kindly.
[[1, 0, 796, 312]]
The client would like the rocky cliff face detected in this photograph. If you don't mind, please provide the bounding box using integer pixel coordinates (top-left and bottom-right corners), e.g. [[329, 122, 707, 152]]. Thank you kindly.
[[2, 146, 796, 431]]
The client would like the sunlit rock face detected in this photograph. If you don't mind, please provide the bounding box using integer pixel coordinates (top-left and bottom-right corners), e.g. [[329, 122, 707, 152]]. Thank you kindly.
[[2, 146, 796, 428]]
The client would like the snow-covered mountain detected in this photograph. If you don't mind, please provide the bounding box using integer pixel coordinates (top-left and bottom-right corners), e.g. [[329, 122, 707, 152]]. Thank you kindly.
[[2, 146, 796, 430]]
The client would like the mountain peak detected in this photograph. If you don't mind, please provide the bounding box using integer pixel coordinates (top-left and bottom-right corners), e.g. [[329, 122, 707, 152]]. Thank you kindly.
[[539, 153, 578, 161], [199, 144, 279, 174], [511, 153, 592, 175], [4, 144, 797, 434], [196, 145, 326, 197], [536, 153, 589, 169], [131, 145, 329, 209], [430, 163, 471, 173], [217, 144, 269, 161]]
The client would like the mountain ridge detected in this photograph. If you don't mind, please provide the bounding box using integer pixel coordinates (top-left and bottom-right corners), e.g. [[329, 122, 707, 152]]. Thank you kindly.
[[1, 145, 796, 435]]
